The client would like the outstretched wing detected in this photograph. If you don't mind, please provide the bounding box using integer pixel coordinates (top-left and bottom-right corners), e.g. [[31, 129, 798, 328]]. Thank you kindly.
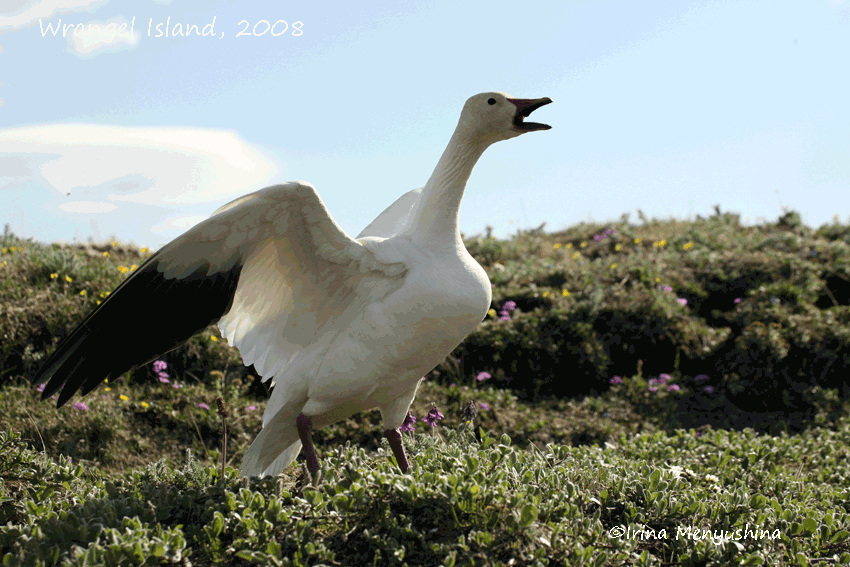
[[357, 188, 422, 239], [33, 181, 407, 407]]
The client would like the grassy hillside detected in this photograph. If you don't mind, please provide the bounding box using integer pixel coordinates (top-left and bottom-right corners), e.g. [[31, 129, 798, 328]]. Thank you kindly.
[[1, 208, 850, 566]]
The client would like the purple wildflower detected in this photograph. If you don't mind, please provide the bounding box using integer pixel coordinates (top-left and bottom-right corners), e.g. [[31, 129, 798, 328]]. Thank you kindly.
[[734, 297, 742, 304], [649, 386, 657, 393], [678, 298, 688, 306], [400, 411, 417, 433], [421, 407, 445, 427], [476, 371, 491, 382], [695, 374, 709, 381], [73, 402, 89, 411], [247, 405, 257, 411], [158, 375, 170, 384], [479, 402, 490, 410], [594, 234, 602, 242], [609, 375, 623, 385], [657, 374, 671, 384], [503, 300, 516, 312], [499, 311, 510, 321], [449, 383, 456, 387], [668, 384, 681, 392], [197, 402, 210, 410], [153, 360, 167, 373], [36, 384, 45, 393], [703, 386, 715, 394]]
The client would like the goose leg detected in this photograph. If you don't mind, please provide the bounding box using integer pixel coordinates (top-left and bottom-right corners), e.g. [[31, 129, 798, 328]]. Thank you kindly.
[[384, 428, 409, 473], [296, 413, 321, 482]]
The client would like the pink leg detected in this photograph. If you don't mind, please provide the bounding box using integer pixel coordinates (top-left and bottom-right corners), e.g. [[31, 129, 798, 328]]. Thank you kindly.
[[384, 428, 409, 473], [296, 413, 320, 479]]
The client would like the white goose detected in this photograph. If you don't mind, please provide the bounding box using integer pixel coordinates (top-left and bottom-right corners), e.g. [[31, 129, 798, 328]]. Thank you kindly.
[[33, 92, 552, 478]]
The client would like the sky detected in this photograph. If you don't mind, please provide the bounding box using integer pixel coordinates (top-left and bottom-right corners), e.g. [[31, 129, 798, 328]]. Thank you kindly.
[[0, 0, 848, 249]]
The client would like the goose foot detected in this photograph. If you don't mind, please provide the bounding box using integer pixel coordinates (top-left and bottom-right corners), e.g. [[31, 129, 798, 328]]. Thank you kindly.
[[384, 428, 409, 473], [296, 413, 322, 483]]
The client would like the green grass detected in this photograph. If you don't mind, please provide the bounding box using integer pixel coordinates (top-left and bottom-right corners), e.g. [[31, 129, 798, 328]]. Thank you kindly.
[[2, 207, 850, 565]]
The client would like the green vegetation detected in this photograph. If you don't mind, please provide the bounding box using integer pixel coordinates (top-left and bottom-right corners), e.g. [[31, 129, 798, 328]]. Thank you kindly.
[[2, 207, 850, 565]]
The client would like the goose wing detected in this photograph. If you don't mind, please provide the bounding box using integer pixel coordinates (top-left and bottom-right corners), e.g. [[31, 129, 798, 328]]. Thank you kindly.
[[33, 181, 407, 407], [357, 188, 422, 239]]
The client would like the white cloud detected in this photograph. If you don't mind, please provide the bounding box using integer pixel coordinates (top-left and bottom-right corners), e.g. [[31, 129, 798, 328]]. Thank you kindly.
[[151, 215, 208, 234], [0, 0, 108, 31], [58, 200, 117, 213], [0, 124, 282, 206], [64, 16, 140, 56]]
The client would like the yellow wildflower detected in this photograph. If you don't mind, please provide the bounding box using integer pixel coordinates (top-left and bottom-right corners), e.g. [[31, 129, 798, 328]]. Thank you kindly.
[[50, 273, 58, 279], [683, 241, 694, 250], [488, 308, 497, 318], [130, 264, 138, 272], [141, 401, 149, 409], [562, 289, 570, 297], [553, 243, 561, 249], [65, 275, 72, 282], [117, 266, 129, 274], [79, 290, 87, 296], [105, 387, 111, 392], [610, 263, 618, 269], [634, 238, 642, 244], [103, 251, 109, 257], [615, 244, 621, 251], [119, 395, 128, 401]]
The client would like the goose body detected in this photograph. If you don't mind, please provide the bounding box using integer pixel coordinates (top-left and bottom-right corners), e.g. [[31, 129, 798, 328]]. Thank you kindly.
[[32, 92, 552, 478]]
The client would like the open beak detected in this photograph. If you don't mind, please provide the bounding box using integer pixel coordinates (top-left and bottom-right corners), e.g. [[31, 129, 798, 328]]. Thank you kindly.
[[507, 97, 552, 132]]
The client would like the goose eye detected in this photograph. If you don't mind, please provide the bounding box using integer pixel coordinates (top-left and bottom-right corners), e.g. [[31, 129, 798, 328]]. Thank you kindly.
[[487, 98, 496, 105]]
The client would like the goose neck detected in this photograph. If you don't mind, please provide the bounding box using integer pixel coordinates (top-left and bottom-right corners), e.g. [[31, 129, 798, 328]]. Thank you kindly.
[[403, 130, 488, 247]]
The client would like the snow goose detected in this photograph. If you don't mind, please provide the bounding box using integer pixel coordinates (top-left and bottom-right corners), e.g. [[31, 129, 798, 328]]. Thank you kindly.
[[32, 92, 552, 479]]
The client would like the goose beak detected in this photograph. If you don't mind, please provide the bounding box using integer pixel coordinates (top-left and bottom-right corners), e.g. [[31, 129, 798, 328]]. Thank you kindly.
[[507, 97, 552, 132]]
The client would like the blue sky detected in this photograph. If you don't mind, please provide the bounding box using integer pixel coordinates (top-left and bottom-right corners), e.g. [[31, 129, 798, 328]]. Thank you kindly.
[[1, 0, 848, 249]]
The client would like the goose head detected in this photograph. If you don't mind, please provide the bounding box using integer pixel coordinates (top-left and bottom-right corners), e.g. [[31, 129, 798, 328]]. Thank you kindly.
[[457, 91, 552, 144]]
